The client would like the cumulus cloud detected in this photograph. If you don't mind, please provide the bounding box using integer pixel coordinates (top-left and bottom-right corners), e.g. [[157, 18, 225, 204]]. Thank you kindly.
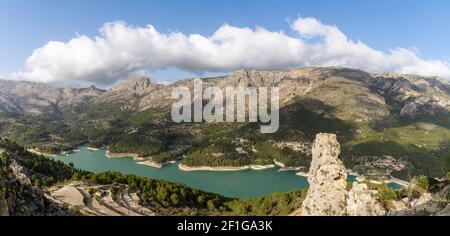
[[10, 17, 450, 86]]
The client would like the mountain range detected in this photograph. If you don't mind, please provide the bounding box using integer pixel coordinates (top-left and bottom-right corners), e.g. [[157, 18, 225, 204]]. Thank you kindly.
[[0, 67, 449, 180]]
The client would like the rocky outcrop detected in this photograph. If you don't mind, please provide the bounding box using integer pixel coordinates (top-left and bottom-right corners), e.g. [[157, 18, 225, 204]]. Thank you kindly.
[[301, 133, 348, 216], [346, 182, 385, 216], [0, 145, 73, 216], [300, 133, 386, 216], [9, 159, 32, 185], [298, 132, 450, 216], [0, 162, 73, 216], [388, 184, 450, 216], [110, 76, 154, 94]]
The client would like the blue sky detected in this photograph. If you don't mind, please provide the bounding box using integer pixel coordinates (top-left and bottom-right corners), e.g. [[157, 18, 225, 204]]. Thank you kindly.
[[1, 0, 449, 86]]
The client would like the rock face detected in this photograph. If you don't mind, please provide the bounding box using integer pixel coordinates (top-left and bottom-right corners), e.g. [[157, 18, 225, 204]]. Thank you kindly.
[[0, 95, 22, 114], [0, 162, 73, 216], [301, 133, 348, 216], [346, 182, 386, 216], [298, 132, 449, 216], [0, 145, 73, 216], [388, 184, 450, 216], [301, 133, 386, 216]]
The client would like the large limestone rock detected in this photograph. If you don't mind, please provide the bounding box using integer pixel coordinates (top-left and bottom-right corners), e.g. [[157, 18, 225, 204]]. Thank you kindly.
[[346, 182, 386, 216], [300, 133, 388, 216], [301, 133, 348, 216]]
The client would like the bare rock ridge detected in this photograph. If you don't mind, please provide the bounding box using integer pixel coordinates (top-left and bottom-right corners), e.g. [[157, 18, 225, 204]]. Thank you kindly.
[[1, 67, 449, 120], [110, 76, 154, 94], [300, 133, 385, 216], [0, 79, 105, 115]]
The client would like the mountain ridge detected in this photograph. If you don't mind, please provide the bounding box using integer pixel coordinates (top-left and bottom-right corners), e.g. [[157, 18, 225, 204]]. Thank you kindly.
[[1, 67, 449, 180], [1, 67, 449, 119]]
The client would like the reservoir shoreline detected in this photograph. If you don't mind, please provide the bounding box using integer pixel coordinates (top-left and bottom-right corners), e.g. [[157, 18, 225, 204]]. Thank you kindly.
[[52, 146, 404, 198], [52, 146, 313, 198], [178, 163, 275, 172]]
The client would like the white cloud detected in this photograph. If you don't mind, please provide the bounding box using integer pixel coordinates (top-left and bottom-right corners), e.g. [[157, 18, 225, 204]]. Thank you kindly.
[[9, 17, 450, 86]]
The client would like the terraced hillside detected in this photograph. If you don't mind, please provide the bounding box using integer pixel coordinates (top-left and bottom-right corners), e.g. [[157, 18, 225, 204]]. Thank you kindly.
[[48, 182, 155, 216]]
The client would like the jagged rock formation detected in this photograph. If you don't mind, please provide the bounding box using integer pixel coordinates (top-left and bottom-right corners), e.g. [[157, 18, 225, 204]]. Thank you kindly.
[[301, 133, 348, 216], [346, 182, 385, 216], [298, 132, 449, 216], [93, 76, 166, 112], [300, 133, 386, 216]]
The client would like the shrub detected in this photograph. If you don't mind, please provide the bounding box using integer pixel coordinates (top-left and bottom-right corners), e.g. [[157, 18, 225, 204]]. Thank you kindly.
[[416, 177, 430, 190], [377, 185, 397, 208], [207, 200, 216, 211], [170, 193, 180, 205]]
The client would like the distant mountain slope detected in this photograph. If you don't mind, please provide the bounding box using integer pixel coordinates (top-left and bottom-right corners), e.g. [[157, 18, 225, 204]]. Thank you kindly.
[[0, 67, 449, 180], [0, 80, 104, 115], [1, 67, 449, 122]]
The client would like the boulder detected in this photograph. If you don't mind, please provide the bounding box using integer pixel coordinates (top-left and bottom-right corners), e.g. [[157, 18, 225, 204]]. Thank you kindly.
[[346, 182, 385, 216]]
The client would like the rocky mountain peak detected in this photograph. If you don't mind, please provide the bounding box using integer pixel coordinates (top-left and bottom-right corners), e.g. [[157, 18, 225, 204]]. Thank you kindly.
[[376, 72, 404, 79], [231, 68, 251, 77], [86, 85, 99, 92], [110, 76, 153, 94], [226, 69, 286, 87]]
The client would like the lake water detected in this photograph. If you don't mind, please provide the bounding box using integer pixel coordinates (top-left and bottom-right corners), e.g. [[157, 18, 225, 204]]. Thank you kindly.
[[54, 146, 401, 199]]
